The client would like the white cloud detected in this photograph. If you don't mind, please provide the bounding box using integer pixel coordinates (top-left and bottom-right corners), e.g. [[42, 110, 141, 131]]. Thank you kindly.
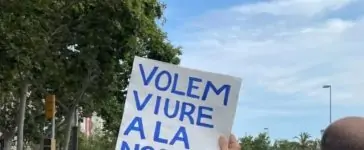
[[178, 0, 364, 109], [301, 18, 355, 33], [231, 0, 356, 17], [238, 107, 313, 119]]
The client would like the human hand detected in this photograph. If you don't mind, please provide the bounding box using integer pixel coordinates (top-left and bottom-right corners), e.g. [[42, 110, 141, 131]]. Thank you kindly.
[[219, 134, 241, 150]]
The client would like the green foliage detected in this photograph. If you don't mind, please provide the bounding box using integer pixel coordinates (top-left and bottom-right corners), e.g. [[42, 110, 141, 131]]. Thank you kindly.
[[240, 133, 270, 150], [76, 131, 322, 150], [0, 1, 57, 146], [272, 139, 298, 150], [294, 132, 313, 150], [240, 132, 321, 150], [0, 0, 181, 149], [0, 93, 18, 137], [79, 129, 116, 150]]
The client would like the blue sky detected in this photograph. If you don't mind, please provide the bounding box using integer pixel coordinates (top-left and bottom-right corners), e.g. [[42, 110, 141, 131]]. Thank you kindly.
[[161, 0, 364, 141]]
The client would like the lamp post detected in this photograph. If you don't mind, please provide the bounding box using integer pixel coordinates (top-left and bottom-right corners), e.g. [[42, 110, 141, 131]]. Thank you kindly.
[[264, 128, 269, 134], [263, 128, 269, 150], [322, 85, 332, 124]]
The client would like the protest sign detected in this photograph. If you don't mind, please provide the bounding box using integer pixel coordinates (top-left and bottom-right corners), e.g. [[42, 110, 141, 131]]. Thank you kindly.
[[115, 56, 242, 150]]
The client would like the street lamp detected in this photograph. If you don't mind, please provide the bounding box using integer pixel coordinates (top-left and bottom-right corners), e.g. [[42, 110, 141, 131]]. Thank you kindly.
[[263, 128, 269, 150], [322, 85, 332, 124], [264, 128, 269, 135]]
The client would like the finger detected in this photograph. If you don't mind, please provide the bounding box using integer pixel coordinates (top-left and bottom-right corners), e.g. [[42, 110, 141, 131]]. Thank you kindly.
[[229, 134, 237, 143], [229, 134, 241, 149], [219, 136, 229, 150]]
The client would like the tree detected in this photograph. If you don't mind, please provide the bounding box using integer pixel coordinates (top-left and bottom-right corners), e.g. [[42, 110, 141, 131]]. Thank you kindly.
[[2, 1, 181, 150], [0, 91, 18, 150], [272, 139, 297, 150], [240, 135, 254, 150], [294, 132, 312, 150], [1, 1, 180, 149], [86, 0, 182, 137], [253, 133, 271, 150], [0, 1, 59, 149], [47, 1, 181, 149], [239, 132, 321, 150], [310, 138, 321, 150], [78, 128, 115, 150], [240, 133, 271, 150]]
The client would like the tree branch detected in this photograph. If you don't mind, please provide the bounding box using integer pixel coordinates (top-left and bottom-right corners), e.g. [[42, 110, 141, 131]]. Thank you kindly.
[[50, 24, 68, 37], [71, 74, 97, 108], [56, 98, 68, 111]]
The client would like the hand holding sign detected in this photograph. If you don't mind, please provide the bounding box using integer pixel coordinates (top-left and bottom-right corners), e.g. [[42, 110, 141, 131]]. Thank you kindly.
[[219, 135, 241, 150], [116, 57, 242, 150]]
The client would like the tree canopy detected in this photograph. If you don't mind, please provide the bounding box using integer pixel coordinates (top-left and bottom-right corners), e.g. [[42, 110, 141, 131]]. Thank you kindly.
[[0, 0, 180, 149], [240, 132, 321, 150]]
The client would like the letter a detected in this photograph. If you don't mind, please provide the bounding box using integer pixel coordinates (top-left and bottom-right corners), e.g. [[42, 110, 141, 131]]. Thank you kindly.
[[123, 117, 146, 139], [169, 126, 190, 149]]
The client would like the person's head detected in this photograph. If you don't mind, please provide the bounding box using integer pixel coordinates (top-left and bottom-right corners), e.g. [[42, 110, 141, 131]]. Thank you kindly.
[[321, 116, 364, 150]]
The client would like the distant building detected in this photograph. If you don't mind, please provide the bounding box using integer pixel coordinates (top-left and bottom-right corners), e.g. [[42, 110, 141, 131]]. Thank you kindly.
[[79, 113, 104, 137]]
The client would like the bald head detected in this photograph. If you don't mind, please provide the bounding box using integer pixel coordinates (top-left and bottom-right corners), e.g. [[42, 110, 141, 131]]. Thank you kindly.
[[321, 116, 364, 150]]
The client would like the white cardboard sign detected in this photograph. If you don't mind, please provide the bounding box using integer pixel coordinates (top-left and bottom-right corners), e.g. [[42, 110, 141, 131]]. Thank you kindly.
[[115, 56, 242, 150]]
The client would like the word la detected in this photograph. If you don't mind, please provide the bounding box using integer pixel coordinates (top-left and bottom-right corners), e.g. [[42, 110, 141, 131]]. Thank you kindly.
[[123, 116, 190, 149]]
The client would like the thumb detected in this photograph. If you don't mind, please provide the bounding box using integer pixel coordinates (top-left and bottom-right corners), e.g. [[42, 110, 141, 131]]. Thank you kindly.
[[229, 134, 241, 149], [219, 136, 229, 150]]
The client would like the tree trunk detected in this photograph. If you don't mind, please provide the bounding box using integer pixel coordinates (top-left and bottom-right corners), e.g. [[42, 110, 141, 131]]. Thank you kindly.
[[3, 136, 12, 150], [61, 108, 75, 150], [16, 83, 29, 150], [31, 142, 41, 150], [38, 134, 44, 150], [61, 77, 91, 150]]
